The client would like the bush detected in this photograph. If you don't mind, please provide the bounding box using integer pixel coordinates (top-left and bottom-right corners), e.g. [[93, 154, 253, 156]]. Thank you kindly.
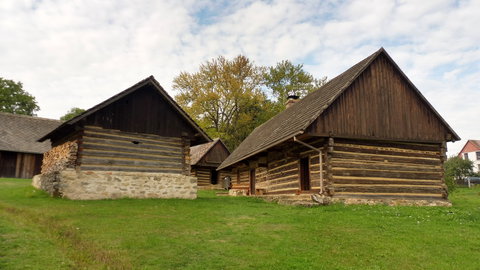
[[444, 156, 474, 192]]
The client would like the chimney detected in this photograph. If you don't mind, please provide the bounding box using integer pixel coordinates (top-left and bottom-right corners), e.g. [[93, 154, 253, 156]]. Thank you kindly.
[[285, 95, 300, 109]]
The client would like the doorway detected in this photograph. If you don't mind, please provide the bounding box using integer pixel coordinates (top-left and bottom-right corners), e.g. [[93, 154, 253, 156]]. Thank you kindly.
[[249, 169, 256, 195], [299, 157, 311, 191], [210, 169, 218, 185]]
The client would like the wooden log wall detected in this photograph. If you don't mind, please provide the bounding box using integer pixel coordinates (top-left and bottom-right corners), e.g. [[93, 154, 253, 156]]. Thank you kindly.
[[265, 156, 300, 193], [257, 138, 326, 194], [78, 126, 186, 174], [329, 138, 446, 200], [232, 166, 250, 189], [194, 167, 211, 186], [255, 167, 268, 189]]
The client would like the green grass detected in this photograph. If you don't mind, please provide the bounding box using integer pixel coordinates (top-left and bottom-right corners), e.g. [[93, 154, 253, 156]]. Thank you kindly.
[[1, 178, 480, 270]]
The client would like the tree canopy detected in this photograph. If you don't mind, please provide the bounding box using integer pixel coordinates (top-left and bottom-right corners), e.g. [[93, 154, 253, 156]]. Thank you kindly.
[[0, 77, 39, 116], [174, 55, 273, 150], [60, 107, 86, 121], [264, 60, 326, 114], [173, 55, 325, 150]]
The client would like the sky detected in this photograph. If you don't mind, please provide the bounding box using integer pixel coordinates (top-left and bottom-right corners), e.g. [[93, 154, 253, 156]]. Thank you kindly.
[[1, 0, 479, 155]]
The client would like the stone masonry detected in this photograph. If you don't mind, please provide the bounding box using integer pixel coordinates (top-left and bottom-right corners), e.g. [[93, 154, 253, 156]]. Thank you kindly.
[[33, 169, 197, 200]]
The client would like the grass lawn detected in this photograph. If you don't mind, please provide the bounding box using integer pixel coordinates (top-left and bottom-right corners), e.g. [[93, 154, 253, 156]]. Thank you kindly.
[[1, 178, 479, 270]]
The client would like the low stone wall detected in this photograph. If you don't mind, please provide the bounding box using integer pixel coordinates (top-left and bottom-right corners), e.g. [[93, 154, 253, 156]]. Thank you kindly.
[[332, 197, 452, 207], [33, 169, 197, 200]]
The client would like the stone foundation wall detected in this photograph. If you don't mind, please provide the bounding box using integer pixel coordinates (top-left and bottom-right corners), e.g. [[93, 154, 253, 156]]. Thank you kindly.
[[33, 169, 197, 200]]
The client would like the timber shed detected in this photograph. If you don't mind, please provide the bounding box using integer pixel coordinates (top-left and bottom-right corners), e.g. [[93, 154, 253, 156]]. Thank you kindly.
[[34, 76, 211, 200], [0, 112, 61, 178], [190, 138, 231, 189], [218, 48, 460, 206]]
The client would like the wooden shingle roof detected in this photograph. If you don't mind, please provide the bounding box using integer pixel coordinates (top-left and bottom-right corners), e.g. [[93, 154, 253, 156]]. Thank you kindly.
[[0, 112, 61, 154], [218, 48, 459, 170], [190, 138, 221, 165]]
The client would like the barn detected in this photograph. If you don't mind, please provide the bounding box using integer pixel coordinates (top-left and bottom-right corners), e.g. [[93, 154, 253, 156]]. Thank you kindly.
[[190, 138, 231, 189], [0, 112, 61, 179], [218, 48, 460, 206], [34, 76, 211, 200]]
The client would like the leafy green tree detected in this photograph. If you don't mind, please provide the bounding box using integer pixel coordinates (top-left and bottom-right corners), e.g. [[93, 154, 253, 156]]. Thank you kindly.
[[444, 156, 474, 192], [264, 60, 326, 113], [174, 55, 270, 150], [0, 77, 40, 116], [60, 107, 86, 121]]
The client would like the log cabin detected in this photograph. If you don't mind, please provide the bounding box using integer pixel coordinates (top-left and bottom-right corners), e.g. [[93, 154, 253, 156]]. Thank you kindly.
[[34, 76, 211, 200], [218, 48, 460, 206], [0, 112, 61, 179], [190, 138, 231, 189]]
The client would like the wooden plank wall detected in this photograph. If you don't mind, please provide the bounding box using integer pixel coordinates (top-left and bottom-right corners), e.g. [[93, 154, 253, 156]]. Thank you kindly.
[[15, 153, 42, 179], [307, 54, 450, 142], [329, 138, 446, 200], [0, 151, 42, 179], [0, 151, 17, 178], [78, 126, 186, 174]]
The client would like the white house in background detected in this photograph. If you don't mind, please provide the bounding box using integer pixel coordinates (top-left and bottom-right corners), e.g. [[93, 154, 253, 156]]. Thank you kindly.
[[458, 140, 480, 173]]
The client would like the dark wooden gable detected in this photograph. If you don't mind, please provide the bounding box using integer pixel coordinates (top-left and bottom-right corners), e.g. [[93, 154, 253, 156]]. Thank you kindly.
[[83, 84, 198, 139], [306, 53, 453, 143], [196, 141, 230, 167], [41, 76, 210, 146]]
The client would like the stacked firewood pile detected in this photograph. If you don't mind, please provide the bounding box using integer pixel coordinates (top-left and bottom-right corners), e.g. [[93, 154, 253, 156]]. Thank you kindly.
[[41, 141, 78, 174]]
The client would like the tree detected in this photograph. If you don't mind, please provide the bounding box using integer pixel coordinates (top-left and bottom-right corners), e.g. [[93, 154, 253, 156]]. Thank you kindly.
[[60, 107, 86, 121], [0, 77, 39, 116], [444, 156, 474, 192], [174, 55, 270, 150], [264, 60, 326, 113]]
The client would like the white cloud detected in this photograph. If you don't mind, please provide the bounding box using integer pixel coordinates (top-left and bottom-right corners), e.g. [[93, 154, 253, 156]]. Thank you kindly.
[[0, 0, 478, 155]]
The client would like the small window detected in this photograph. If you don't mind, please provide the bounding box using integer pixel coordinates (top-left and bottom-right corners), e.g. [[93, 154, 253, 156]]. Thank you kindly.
[[478, 164, 480, 171], [464, 153, 469, 160], [476, 152, 480, 160]]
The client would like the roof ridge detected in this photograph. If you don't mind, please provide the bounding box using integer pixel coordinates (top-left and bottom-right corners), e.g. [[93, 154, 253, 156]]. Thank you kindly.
[[38, 76, 211, 143], [0, 111, 62, 122], [218, 48, 384, 170]]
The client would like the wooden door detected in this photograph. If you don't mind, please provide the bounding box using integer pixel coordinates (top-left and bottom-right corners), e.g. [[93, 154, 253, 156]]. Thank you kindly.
[[299, 157, 311, 191], [249, 169, 256, 195]]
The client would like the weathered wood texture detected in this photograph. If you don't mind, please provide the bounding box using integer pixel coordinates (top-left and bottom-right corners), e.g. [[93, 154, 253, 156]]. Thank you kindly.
[[49, 85, 200, 144], [229, 138, 326, 194], [232, 166, 250, 189], [78, 126, 187, 174], [0, 151, 43, 178], [306, 54, 451, 142], [195, 141, 230, 167], [329, 138, 446, 199], [229, 137, 447, 201], [194, 167, 212, 186]]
